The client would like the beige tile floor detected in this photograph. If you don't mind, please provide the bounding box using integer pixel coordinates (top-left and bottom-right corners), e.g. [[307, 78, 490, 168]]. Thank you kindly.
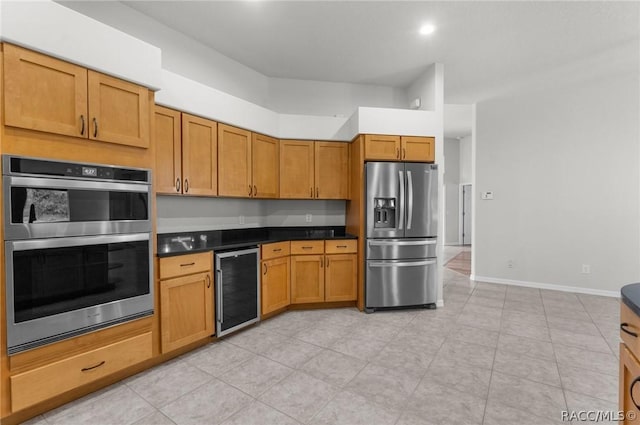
[[23, 266, 620, 425]]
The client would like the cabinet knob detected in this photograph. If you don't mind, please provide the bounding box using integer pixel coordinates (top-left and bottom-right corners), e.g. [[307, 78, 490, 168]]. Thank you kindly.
[[176, 178, 181, 192], [93, 117, 98, 138], [263, 263, 268, 275], [80, 115, 85, 136], [254, 185, 257, 197], [184, 179, 189, 193]]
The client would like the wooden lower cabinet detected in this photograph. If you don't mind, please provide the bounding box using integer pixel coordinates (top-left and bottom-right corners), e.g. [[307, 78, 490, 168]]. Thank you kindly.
[[324, 254, 357, 302], [291, 255, 325, 304], [621, 344, 640, 424], [10, 332, 152, 412], [261, 256, 291, 315]]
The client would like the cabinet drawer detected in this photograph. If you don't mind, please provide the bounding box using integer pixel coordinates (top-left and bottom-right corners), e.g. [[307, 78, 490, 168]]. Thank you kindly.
[[290, 240, 324, 255], [11, 332, 152, 412], [325, 240, 357, 254], [621, 302, 640, 360], [261, 241, 290, 260], [159, 251, 212, 280]]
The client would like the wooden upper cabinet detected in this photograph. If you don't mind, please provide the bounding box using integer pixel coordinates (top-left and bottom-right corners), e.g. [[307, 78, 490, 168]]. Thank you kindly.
[[182, 113, 217, 196], [218, 124, 252, 197], [280, 140, 315, 199], [87, 71, 150, 148], [155, 106, 182, 194], [401, 136, 435, 162], [3, 44, 88, 138], [315, 142, 349, 199], [364, 134, 401, 160], [252, 133, 279, 198]]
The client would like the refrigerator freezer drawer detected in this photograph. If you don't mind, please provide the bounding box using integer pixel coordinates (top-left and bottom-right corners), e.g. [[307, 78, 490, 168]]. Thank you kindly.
[[366, 258, 437, 308], [367, 238, 437, 260]]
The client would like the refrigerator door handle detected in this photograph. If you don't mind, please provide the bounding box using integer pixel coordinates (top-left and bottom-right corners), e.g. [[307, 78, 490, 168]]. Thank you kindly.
[[368, 239, 436, 246], [407, 171, 413, 230], [368, 260, 437, 267], [398, 170, 405, 230]]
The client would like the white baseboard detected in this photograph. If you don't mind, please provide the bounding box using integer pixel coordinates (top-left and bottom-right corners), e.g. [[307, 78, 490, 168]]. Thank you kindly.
[[469, 275, 620, 298]]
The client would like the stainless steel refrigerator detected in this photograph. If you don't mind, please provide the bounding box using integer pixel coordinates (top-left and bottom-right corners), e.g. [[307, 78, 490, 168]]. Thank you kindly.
[[365, 162, 438, 312]]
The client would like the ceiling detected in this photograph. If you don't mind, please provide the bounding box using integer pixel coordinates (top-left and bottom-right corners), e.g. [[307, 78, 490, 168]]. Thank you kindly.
[[120, 1, 638, 104]]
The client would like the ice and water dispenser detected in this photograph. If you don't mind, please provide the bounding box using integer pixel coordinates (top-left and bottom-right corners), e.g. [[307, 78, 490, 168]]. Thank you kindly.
[[373, 198, 396, 228]]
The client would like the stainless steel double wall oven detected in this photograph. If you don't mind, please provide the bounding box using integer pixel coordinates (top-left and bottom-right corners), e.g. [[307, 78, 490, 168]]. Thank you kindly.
[[3, 155, 153, 354]]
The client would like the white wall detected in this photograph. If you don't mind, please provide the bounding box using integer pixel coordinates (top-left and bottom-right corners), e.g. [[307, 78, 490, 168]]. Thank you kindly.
[[474, 64, 640, 295], [444, 138, 461, 245], [459, 135, 472, 184]]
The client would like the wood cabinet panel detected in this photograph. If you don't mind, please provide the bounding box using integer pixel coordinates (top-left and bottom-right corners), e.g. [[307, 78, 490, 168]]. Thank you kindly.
[[181, 113, 217, 196], [252, 133, 279, 198], [620, 344, 640, 424], [3, 44, 88, 138], [261, 241, 290, 260], [401, 136, 434, 162], [155, 106, 182, 194], [621, 302, 640, 361], [10, 332, 151, 412], [290, 240, 324, 255], [324, 240, 357, 254], [325, 254, 357, 302], [280, 140, 315, 199], [261, 257, 290, 315], [291, 255, 325, 304], [87, 71, 150, 148], [218, 124, 252, 197], [315, 142, 349, 199], [160, 271, 214, 353], [159, 252, 212, 280], [364, 135, 401, 160]]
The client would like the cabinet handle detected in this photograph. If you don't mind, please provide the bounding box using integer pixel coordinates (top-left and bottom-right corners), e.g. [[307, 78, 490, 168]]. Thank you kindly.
[[621, 323, 638, 337], [396, 147, 399, 159], [80, 115, 85, 135], [273, 248, 282, 252], [320, 257, 324, 267], [93, 117, 98, 138], [337, 245, 347, 248], [81, 360, 105, 372], [249, 185, 252, 196], [184, 179, 189, 193], [316, 187, 319, 198], [206, 274, 211, 288], [180, 262, 195, 267], [176, 178, 181, 192], [263, 263, 267, 275], [254, 185, 257, 196], [403, 148, 406, 159], [326, 258, 329, 267], [310, 187, 313, 198], [302, 246, 312, 250], [631, 377, 640, 410]]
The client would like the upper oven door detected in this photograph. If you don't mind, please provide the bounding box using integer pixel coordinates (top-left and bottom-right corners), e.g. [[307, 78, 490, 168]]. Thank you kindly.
[[4, 175, 150, 240]]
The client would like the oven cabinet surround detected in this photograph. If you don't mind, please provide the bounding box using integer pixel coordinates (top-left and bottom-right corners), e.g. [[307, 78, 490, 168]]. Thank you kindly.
[[291, 240, 358, 304], [155, 107, 218, 196], [363, 134, 435, 162], [260, 241, 292, 316], [218, 124, 279, 198], [158, 251, 214, 353], [279, 140, 350, 199], [3, 43, 150, 148], [620, 293, 640, 424]]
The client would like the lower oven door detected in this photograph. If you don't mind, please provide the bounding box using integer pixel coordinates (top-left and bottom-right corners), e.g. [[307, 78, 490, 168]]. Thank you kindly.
[[366, 258, 437, 309], [5, 233, 153, 354]]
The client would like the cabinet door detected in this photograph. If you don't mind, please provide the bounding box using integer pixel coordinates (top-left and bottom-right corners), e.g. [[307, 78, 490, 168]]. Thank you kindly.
[[87, 71, 150, 148], [364, 135, 400, 160], [181, 113, 217, 196], [620, 345, 640, 424], [252, 133, 279, 198], [401, 136, 435, 162], [315, 142, 349, 199], [218, 124, 252, 197], [291, 255, 325, 304], [261, 257, 290, 315], [325, 254, 357, 302], [3, 44, 88, 138], [155, 106, 182, 194], [280, 140, 315, 199], [160, 271, 214, 353]]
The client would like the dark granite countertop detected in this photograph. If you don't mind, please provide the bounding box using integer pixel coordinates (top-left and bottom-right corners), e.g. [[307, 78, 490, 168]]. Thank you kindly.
[[157, 226, 357, 257], [622, 283, 640, 318]]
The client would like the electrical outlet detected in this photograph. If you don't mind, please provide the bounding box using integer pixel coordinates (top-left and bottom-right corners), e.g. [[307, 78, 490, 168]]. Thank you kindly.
[[507, 260, 514, 268], [239, 215, 245, 225], [305, 214, 312, 223], [581, 264, 591, 274]]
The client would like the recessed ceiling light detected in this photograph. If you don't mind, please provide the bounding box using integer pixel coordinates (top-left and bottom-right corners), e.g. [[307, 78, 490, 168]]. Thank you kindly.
[[419, 24, 436, 36]]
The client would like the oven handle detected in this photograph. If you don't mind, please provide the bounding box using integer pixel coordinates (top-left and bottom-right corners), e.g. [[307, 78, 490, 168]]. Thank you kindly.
[[368, 260, 437, 267], [6, 176, 149, 193], [8, 233, 150, 251]]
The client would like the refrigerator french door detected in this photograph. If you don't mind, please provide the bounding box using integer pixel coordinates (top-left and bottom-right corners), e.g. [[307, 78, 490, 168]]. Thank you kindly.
[[365, 162, 438, 312], [215, 247, 260, 337]]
